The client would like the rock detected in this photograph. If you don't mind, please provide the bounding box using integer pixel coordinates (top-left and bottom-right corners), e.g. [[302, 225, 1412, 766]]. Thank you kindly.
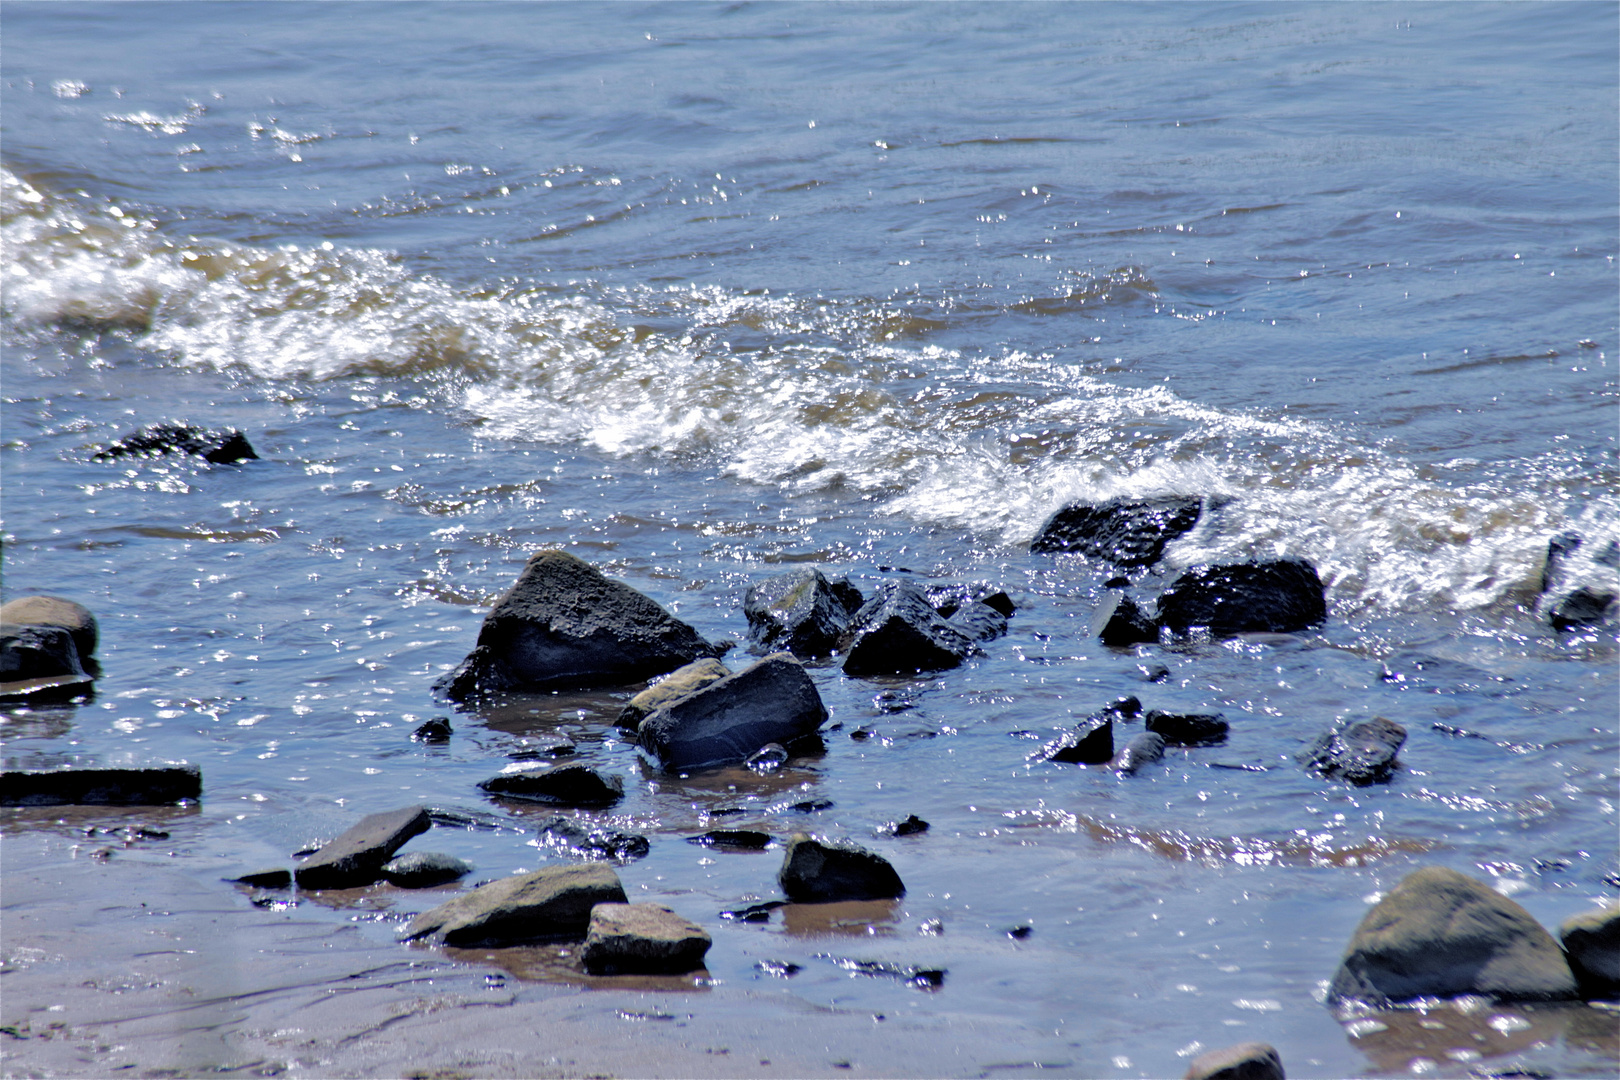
[[638, 653, 827, 771], [1030, 495, 1203, 567], [411, 717, 453, 743], [887, 814, 929, 837], [924, 584, 1015, 619], [536, 816, 650, 861], [615, 657, 731, 730], [1327, 866, 1578, 1006], [0, 597, 97, 659], [294, 805, 432, 890], [945, 600, 1009, 642], [1299, 717, 1405, 785], [1157, 557, 1327, 636], [1145, 710, 1229, 746], [1559, 905, 1620, 997], [478, 762, 623, 807], [229, 868, 292, 889], [746, 742, 788, 773], [1106, 696, 1143, 719], [1111, 731, 1166, 774], [403, 863, 627, 947], [1540, 531, 1584, 594], [0, 763, 200, 806], [1034, 715, 1114, 765], [1183, 1041, 1285, 1080], [1091, 593, 1160, 647], [581, 903, 712, 975], [842, 581, 980, 678], [93, 422, 258, 464], [744, 567, 861, 657], [689, 829, 773, 850], [1550, 587, 1617, 632], [778, 834, 905, 902], [382, 851, 474, 888], [0, 624, 86, 683], [434, 550, 725, 701]]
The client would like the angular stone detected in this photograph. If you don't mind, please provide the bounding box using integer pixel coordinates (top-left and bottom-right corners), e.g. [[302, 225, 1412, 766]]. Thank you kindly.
[[382, 851, 473, 888], [294, 805, 431, 890], [0, 764, 200, 807], [1145, 710, 1229, 747], [478, 762, 623, 807], [581, 903, 712, 975], [434, 550, 725, 700], [778, 834, 904, 902], [1299, 717, 1404, 786], [945, 600, 1008, 642], [744, 567, 859, 658], [638, 653, 827, 771], [1559, 904, 1620, 997], [1183, 1041, 1285, 1080], [1091, 593, 1160, 647], [403, 863, 627, 947], [615, 657, 730, 730], [93, 422, 258, 464], [1550, 587, 1617, 632], [1031, 495, 1203, 567], [0, 597, 98, 659], [536, 816, 650, 861], [0, 624, 85, 682], [1327, 866, 1578, 1005], [842, 581, 980, 678], [1111, 731, 1166, 774], [1157, 558, 1327, 636], [1034, 716, 1114, 765], [925, 585, 1014, 619]]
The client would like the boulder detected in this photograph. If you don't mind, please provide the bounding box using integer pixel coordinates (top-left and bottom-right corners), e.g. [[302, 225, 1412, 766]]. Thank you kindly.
[[1157, 557, 1327, 636], [1111, 731, 1166, 774], [1091, 593, 1159, 647], [1559, 905, 1620, 997], [478, 762, 623, 807], [93, 422, 258, 464], [294, 805, 432, 890], [1183, 1041, 1285, 1080], [434, 550, 725, 700], [1327, 865, 1578, 1006], [638, 653, 827, 771], [0, 763, 200, 807], [778, 834, 904, 902], [744, 567, 861, 657], [615, 657, 730, 730], [1549, 587, 1617, 632], [945, 600, 1009, 642], [0, 597, 97, 659], [403, 863, 627, 947], [536, 816, 650, 861], [1034, 716, 1114, 765], [842, 581, 980, 678], [0, 624, 86, 683], [1299, 717, 1405, 786], [1030, 495, 1203, 567], [581, 903, 712, 975], [382, 851, 473, 888], [1145, 710, 1229, 746]]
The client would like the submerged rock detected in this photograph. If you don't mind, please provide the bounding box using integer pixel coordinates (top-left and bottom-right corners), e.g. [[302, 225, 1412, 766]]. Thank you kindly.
[[411, 717, 453, 743], [536, 816, 650, 861], [1327, 866, 1577, 1006], [1549, 587, 1618, 632], [581, 903, 712, 975], [885, 814, 929, 837], [1183, 1041, 1285, 1080], [434, 550, 725, 700], [1157, 557, 1327, 636], [1559, 904, 1620, 998], [1111, 731, 1166, 774], [615, 657, 731, 730], [842, 580, 980, 678], [1144, 710, 1229, 747], [1034, 715, 1114, 765], [93, 423, 258, 464], [638, 653, 827, 771], [382, 851, 473, 888], [778, 834, 905, 902], [1030, 495, 1203, 567], [295, 805, 432, 890], [744, 567, 862, 658], [1299, 717, 1405, 786], [0, 763, 200, 807], [1090, 593, 1160, 647], [478, 762, 623, 807], [0, 597, 98, 660], [403, 863, 627, 947]]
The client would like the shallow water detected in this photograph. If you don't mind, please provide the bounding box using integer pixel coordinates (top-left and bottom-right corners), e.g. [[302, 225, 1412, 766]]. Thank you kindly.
[[2, 3, 1617, 1077]]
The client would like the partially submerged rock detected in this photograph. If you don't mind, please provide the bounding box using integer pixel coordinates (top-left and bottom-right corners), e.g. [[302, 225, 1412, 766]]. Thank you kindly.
[[1091, 593, 1160, 647], [1157, 557, 1327, 636], [93, 422, 258, 464], [0, 597, 98, 660], [778, 834, 904, 902], [1538, 531, 1618, 631], [944, 600, 1008, 642], [1559, 905, 1620, 997], [1183, 1041, 1285, 1080], [1034, 715, 1114, 765], [689, 829, 773, 850], [1299, 717, 1405, 786], [1111, 731, 1166, 774], [744, 567, 862, 657], [411, 717, 453, 743], [638, 653, 827, 771], [1549, 587, 1618, 632], [478, 762, 623, 807], [615, 657, 730, 730], [842, 581, 980, 678], [403, 863, 627, 947], [536, 816, 650, 861], [0, 624, 87, 684], [925, 585, 1015, 619], [382, 851, 473, 888], [294, 805, 432, 890], [581, 903, 712, 975], [434, 550, 725, 700], [0, 763, 200, 807], [1030, 495, 1203, 567], [1327, 866, 1577, 1006], [1145, 710, 1229, 746]]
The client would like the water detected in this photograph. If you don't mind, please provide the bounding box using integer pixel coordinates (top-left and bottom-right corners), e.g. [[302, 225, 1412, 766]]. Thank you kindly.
[[2, 3, 1616, 1077]]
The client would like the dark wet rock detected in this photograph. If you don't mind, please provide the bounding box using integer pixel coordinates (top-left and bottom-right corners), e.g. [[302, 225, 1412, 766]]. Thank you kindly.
[[744, 567, 861, 658], [1006, 925, 1033, 940], [1299, 717, 1405, 786], [506, 738, 577, 761], [0, 597, 98, 659], [1030, 495, 1203, 567], [1540, 531, 1584, 594], [787, 798, 834, 813], [842, 581, 980, 678], [536, 816, 650, 861], [615, 657, 730, 730], [873, 689, 914, 713], [690, 829, 773, 850], [294, 805, 432, 890], [434, 549, 726, 701], [1106, 695, 1143, 719], [478, 762, 623, 807], [581, 903, 712, 975], [381, 851, 473, 888], [945, 600, 1009, 642], [230, 867, 292, 889], [925, 584, 1015, 619], [829, 577, 866, 616], [93, 423, 258, 464], [1549, 587, 1617, 632], [1538, 532, 1618, 631], [779, 834, 905, 902], [411, 717, 453, 743], [1104, 575, 1131, 589], [1559, 905, 1620, 997], [818, 954, 944, 990], [1145, 710, 1229, 747], [0, 763, 201, 807], [849, 725, 877, 741], [746, 742, 788, 773], [403, 862, 627, 947], [1034, 716, 1114, 765], [1111, 731, 1166, 774], [1157, 557, 1327, 636], [886, 814, 929, 837], [721, 899, 787, 923], [1140, 663, 1171, 683], [1183, 1041, 1285, 1080], [1327, 866, 1577, 1006], [0, 624, 86, 683], [638, 653, 827, 771], [1091, 593, 1160, 647], [426, 806, 507, 831]]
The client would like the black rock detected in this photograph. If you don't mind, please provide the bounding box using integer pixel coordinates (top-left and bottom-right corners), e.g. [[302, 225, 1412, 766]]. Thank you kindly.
[[1090, 593, 1160, 647], [887, 814, 929, 837], [1299, 716, 1405, 785], [411, 717, 453, 743], [0, 597, 98, 660], [615, 657, 730, 730], [294, 805, 432, 890], [0, 624, 86, 683], [945, 600, 1009, 642], [536, 816, 650, 861], [1111, 731, 1166, 774], [1559, 906, 1620, 998], [689, 829, 773, 850], [1144, 710, 1229, 746], [1550, 587, 1617, 632], [842, 581, 980, 678], [0, 763, 201, 807], [1030, 495, 1203, 567], [478, 762, 623, 807], [1157, 557, 1327, 636], [93, 423, 258, 464], [788, 798, 834, 813], [744, 567, 861, 658], [638, 653, 828, 771], [779, 834, 905, 902], [924, 585, 1015, 619], [1105, 695, 1143, 719], [1034, 716, 1114, 765], [382, 851, 474, 887]]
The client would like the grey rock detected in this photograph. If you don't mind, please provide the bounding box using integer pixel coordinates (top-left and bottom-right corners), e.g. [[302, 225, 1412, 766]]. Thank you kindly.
[[1111, 731, 1166, 774], [1327, 866, 1578, 1006], [294, 805, 432, 890], [403, 863, 627, 947], [1145, 710, 1229, 746], [638, 653, 827, 771], [1183, 1041, 1285, 1080], [230, 867, 292, 889], [1158, 557, 1327, 636], [434, 550, 725, 701], [478, 762, 623, 807], [945, 600, 1008, 642], [1559, 904, 1620, 997], [778, 834, 904, 902], [1034, 716, 1114, 765], [536, 816, 650, 861], [1300, 717, 1405, 785], [842, 581, 980, 678], [0, 624, 86, 683], [0, 597, 98, 659], [93, 422, 257, 464], [0, 763, 200, 807], [581, 903, 712, 975], [382, 851, 474, 888], [744, 567, 860, 657], [615, 657, 730, 730], [1030, 495, 1203, 567], [1091, 593, 1160, 647]]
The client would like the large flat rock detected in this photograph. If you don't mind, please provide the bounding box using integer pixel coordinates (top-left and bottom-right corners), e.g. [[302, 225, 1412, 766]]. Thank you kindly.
[[294, 805, 432, 890], [404, 863, 627, 947], [1157, 557, 1326, 636], [638, 653, 827, 771], [581, 903, 712, 975]]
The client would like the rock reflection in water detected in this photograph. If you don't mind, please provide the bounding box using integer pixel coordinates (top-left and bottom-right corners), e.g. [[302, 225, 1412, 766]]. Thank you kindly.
[[443, 941, 712, 992], [781, 898, 902, 938], [1341, 999, 1619, 1076]]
